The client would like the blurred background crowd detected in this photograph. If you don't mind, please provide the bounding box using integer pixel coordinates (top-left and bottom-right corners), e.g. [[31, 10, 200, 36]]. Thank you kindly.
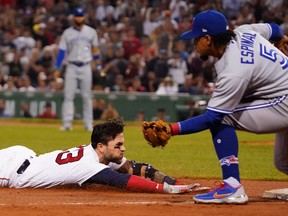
[[0, 0, 287, 97]]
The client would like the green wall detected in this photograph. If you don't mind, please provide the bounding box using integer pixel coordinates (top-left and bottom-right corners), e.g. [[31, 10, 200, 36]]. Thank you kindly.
[[0, 91, 210, 122]]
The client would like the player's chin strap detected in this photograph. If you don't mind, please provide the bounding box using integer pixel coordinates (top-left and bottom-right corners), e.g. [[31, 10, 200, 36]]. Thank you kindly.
[[131, 160, 176, 185]]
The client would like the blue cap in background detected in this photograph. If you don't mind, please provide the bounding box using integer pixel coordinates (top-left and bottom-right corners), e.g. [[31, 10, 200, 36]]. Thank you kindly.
[[181, 10, 229, 39], [73, 7, 85, 17]]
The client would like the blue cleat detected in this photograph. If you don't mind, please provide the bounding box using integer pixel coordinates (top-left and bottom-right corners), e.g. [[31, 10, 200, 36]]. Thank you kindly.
[[193, 178, 248, 204]]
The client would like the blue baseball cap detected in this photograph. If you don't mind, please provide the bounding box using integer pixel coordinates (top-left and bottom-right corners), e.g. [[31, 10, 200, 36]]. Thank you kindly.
[[73, 7, 85, 17], [181, 10, 229, 39]]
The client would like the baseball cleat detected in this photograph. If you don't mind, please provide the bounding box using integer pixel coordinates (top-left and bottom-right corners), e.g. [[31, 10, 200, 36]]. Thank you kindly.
[[193, 178, 248, 204]]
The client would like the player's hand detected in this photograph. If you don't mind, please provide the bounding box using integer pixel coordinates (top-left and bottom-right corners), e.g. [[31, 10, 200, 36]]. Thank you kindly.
[[163, 182, 201, 194]]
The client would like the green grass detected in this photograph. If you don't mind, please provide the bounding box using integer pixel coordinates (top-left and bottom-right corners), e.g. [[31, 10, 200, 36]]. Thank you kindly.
[[0, 119, 286, 181]]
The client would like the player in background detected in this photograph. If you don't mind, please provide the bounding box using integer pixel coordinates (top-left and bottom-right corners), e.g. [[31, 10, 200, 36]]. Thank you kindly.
[[54, 7, 102, 131], [159, 10, 288, 204], [0, 119, 196, 193]]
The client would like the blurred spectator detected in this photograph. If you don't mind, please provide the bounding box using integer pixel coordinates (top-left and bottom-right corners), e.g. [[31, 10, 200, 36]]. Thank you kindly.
[[36, 72, 50, 91], [235, 2, 256, 25], [122, 26, 141, 60], [4, 44, 23, 78], [111, 74, 126, 92], [0, 1, 286, 97], [134, 109, 146, 122], [93, 98, 106, 120], [127, 76, 146, 92], [2, 76, 17, 92], [156, 76, 178, 95], [123, 54, 143, 82], [167, 50, 188, 88], [281, 13, 288, 35], [151, 108, 171, 122], [137, 35, 156, 62], [0, 99, 11, 118], [32, 22, 50, 49], [222, 0, 241, 20], [18, 75, 36, 92], [20, 102, 33, 118], [169, 0, 189, 21], [143, 8, 161, 36], [174, 40, 190, 62], [100, 103, 120, 121], [50, 77, 64, 92], [38, 101, 57, 119], [146, 49, 169, 83], [141, 70, 159, 92], [178, 74, 205, 95]]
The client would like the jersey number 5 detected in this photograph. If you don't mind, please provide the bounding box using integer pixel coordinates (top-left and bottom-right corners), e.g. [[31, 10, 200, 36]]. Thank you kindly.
[[260, 44, 288, 69], [55, 146, 84, 165]]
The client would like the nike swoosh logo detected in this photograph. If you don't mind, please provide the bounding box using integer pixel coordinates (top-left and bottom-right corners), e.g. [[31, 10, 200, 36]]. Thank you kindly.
[[213, 192, 233, 199]]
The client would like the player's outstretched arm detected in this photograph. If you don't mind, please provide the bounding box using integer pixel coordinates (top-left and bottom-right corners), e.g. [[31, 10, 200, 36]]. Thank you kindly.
[[117, 160, 176, 185], [85, 168, 196, 194]]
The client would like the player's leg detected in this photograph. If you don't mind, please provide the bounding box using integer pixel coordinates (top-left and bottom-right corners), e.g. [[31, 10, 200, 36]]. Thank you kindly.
[[79, 64, 93, 131], [193, 123, 248, 204], [274, 131, 288, 175], [0, 145, 36, 187], [61, 65, 77, 130], [223, 97, 288, 134]]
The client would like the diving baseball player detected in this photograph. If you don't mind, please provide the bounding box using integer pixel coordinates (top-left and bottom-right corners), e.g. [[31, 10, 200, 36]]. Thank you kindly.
[[142, 10, 288, 204], [0, 119, 196, 193], [55, 7, 101, 131]]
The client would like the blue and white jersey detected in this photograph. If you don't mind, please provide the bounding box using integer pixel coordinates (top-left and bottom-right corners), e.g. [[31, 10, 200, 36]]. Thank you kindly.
[[59, 25, 99, 63], [208, 23, 288, 114]]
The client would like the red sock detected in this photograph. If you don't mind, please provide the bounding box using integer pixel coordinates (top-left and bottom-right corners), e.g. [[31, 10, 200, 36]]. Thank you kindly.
[[126, 175, 163, 192]]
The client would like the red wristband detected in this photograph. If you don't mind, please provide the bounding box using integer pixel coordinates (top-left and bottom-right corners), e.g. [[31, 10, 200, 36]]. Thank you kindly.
[[170, 123, 180, 135], [126, 175, 163, 192]]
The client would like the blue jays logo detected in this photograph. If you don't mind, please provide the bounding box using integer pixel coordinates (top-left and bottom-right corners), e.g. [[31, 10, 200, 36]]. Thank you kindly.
[[220, 155, 238, 166]]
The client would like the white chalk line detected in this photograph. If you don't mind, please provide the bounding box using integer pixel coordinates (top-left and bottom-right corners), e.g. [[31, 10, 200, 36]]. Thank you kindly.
[[0, 200, 195, 206]]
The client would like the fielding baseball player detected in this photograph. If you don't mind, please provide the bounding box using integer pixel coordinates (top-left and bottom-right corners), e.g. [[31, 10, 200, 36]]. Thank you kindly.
[[55, 7, 102, 131], [141, 10, 288, 204], [0, 119, 197, 193]]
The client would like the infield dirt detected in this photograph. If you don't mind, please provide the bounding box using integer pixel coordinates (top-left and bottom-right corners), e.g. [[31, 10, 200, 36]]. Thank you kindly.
[[0, 178, 287, 216]]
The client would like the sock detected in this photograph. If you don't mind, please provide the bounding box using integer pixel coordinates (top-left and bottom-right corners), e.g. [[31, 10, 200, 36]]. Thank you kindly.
[[210, 124, 240, 182], [224, 177, 241, 187]]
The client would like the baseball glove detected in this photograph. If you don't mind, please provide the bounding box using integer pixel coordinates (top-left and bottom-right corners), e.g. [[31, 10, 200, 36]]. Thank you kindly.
[[272, 35, 288, 56], [141, 119, 171, 148]]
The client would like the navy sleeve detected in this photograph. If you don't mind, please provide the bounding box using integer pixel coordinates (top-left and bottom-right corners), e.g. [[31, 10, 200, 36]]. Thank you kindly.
[[268, 23, 284, 41], [84, 168, 131, 188], [179, 109, 225, 134]]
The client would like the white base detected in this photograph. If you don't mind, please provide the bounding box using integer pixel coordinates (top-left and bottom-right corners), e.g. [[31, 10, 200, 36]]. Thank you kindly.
[[263, 188, 288, 200]]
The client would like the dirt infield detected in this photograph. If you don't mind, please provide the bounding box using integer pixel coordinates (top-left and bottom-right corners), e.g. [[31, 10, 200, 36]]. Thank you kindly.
[[0, 178, 287, 216]]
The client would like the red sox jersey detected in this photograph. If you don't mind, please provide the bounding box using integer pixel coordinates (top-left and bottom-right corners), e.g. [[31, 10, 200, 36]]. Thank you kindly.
[[0, 145, 126, 188], [208, 23, 288, 113]]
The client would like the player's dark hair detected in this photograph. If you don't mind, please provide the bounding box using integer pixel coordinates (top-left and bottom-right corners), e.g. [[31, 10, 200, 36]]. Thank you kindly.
[[211, 30, 236, 47], [91, 118, 125, 148]]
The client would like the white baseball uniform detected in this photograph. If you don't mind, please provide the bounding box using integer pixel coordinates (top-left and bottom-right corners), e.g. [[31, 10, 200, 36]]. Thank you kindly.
[[0, 145, 126, 188], [58, 24, 99, 130]]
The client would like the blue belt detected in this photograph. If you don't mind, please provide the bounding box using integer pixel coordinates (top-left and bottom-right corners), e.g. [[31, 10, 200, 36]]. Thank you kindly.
[[69, 61, 90, 67]]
